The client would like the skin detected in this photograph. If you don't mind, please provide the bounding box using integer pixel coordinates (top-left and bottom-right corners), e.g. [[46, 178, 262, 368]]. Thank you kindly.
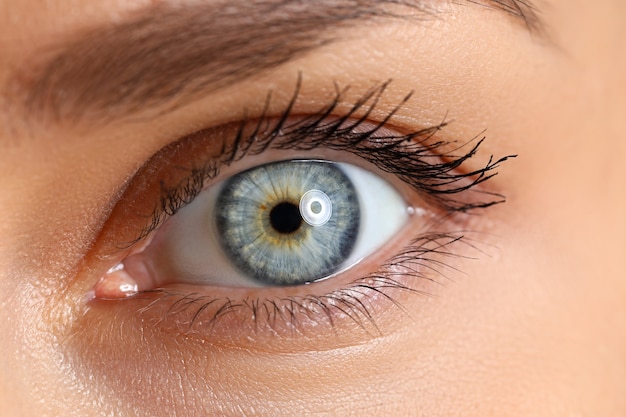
[[0, 0, 625, 416]]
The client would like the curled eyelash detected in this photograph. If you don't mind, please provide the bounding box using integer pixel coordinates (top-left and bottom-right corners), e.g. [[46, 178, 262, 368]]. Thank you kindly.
[[136, 75, 516, 244], [131, 231, 473, 338]]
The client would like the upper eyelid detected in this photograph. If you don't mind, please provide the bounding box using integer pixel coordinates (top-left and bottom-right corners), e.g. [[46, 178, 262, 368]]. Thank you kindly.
[[103, 79, 513, 252]]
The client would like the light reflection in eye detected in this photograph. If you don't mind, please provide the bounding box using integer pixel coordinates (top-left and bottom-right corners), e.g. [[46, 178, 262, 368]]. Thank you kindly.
[[299, 189, 333, 227], [115, 159, 410, 291]]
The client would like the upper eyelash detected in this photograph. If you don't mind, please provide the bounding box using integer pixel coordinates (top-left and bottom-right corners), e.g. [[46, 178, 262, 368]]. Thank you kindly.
[[135, 75, 516, 244]]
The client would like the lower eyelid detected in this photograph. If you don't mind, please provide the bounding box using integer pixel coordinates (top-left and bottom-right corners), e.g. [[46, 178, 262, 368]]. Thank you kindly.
[[83, 228, 470, 353], [87, 275, 410, 353]]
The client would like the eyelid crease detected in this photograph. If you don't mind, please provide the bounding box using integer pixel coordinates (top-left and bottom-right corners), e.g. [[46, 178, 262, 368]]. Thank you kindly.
[[118, 76, 515, 248]]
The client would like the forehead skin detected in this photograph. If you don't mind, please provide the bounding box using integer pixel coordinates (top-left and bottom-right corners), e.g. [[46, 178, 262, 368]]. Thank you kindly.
[[0, 1, 625, 416]]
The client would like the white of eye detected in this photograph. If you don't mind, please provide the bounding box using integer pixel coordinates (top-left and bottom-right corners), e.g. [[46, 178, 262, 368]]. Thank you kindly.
[[139, 161, 413, 287], [328, 163, 408, 277]]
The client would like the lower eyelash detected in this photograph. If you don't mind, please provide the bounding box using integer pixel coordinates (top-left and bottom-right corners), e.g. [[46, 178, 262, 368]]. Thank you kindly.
[[126, 231, 470, 341]]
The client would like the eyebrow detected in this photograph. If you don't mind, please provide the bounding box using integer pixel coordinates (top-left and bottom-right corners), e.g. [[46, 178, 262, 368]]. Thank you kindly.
[[12, 0, 540, 126]]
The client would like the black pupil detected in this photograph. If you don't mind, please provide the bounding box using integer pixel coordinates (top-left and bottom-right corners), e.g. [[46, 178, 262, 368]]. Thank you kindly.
[[270, 202, 302, 234]]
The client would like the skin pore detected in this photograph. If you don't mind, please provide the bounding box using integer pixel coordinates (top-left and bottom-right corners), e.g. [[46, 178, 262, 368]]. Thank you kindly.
[[0, 0, 625, 416]]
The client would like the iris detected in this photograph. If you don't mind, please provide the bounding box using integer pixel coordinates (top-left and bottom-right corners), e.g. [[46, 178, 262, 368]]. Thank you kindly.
[[216, 160, 360, 285]]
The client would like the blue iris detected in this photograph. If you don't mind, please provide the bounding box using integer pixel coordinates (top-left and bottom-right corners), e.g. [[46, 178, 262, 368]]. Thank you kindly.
[[215, 160, 360, 285]]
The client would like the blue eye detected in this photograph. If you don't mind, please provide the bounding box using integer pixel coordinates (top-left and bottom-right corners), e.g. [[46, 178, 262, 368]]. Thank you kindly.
[[136, 159, 408, 288], [217, 160, 361, 285]]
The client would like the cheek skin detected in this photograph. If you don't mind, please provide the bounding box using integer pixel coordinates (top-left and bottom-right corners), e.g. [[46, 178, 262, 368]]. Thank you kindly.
[[65, 313, 420, 416], [0, 125, 192, 415]]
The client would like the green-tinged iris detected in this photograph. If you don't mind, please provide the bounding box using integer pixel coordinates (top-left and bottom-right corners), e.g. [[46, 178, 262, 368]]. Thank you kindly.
[[215, 160, 360, 285]]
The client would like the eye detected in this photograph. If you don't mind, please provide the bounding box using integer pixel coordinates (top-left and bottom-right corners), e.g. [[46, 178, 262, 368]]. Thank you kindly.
[[87, 80, 513, 345], [117, 159, 408, 290]]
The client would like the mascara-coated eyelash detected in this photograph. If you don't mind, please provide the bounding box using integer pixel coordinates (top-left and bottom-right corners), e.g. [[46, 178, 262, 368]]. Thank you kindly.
[[131, 77, 514, 246]]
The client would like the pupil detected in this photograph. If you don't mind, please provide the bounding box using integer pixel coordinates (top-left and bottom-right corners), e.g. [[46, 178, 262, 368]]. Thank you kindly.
[[269, 202, 302, 234]]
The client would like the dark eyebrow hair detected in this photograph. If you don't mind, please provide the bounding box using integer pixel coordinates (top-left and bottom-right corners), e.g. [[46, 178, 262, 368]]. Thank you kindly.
[[11, 0, 540, 126]]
